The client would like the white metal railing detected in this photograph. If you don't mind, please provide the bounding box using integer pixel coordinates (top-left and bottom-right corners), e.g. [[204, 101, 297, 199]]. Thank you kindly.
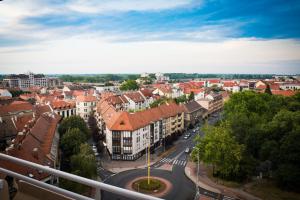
[[0, 153, 163, 200]]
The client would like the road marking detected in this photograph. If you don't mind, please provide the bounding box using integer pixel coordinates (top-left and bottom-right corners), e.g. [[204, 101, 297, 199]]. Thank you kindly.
[[183, 161, 186, 166]]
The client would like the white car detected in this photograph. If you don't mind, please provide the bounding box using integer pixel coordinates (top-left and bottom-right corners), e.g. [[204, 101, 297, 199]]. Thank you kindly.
[[185, 148, 190, 153]]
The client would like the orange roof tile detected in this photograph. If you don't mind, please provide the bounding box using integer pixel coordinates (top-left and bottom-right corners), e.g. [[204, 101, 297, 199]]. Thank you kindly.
[[76, 95, 97, 102], [271, 90, 297, 97]]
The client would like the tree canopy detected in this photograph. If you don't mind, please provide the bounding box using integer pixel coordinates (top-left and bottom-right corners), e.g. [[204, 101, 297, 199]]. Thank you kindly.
[[120, 80, 139, 91], [60, 128, 86, 156], [193, 91, 300, 191], [192, 122, 244, 178], [58, 115, 90, 138]]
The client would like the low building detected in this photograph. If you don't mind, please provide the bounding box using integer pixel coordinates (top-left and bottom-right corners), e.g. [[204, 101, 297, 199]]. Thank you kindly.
[[279, 83, 300, 91], [51, 100, 76, 118], [222, 82, 240, 93], [182, 101, 206, 128], [76, 95, 97, 121], [152, 84, 183, 98], [0, 112, 61, 183]]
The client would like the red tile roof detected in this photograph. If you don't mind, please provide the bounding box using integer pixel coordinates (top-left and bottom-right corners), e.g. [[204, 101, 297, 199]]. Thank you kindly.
[[207, 79, 220, 84], [223, 82, 238, 87], [271, 90, 297, 97], [0, 113, 60, 181], [140, 88, 154, 98], [125, 92, 145, 103], [0, 101, 33, 116], [76, 95, 97, 102], [51, 100, 75, 110], [108, 102, 184, 131]]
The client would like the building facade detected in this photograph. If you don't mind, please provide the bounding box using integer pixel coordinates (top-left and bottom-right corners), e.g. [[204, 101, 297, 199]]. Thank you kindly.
[[3, 73, 62, 89], [76, 95, 97, 121], [96, 101, 184, 160]]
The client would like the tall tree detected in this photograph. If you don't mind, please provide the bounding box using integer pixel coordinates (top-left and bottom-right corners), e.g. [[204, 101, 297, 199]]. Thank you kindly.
[[58, 115, 90, 139], [192, 122, 244, 178], [60, 128, 86, 157]]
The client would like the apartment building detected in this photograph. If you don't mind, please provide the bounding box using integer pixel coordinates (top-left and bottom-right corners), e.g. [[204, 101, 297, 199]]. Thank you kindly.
[[95, 101, 184, 160], [3, 73, 62, 89], [197, 92, 223, 116], [182, 101, 206, 128]]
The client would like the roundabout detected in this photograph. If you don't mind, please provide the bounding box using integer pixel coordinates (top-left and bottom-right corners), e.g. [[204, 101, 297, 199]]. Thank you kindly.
[[102, 168, 196, 200], [128, 176, 171, 197]]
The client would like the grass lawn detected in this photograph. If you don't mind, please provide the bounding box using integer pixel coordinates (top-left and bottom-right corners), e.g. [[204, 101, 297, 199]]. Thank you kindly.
[[132, 178, 166, 194], [245, 180, 300, 200]]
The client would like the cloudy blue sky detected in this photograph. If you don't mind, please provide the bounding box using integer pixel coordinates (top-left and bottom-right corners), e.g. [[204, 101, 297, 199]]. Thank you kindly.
[[0, 0, 300, 74]]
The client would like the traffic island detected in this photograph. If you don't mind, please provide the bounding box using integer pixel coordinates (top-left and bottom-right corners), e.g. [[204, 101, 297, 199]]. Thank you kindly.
[[126, 176, 172, 197]]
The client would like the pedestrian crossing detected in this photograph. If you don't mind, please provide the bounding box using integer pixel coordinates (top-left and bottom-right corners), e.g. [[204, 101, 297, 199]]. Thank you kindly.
[[158, 158, 187, 166]]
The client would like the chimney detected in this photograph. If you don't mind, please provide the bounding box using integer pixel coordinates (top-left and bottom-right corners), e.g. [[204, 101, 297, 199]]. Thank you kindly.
[[0, 117, 2, 123], [32, 148, 38, 159]]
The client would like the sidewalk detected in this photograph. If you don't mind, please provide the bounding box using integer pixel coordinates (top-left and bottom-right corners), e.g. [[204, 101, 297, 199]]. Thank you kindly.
[[185, 161, 261, 200], [101, 145, 177, 173]]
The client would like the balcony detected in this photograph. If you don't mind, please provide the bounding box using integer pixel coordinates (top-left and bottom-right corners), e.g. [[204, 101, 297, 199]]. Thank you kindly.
[[0, 153, 162, 200]]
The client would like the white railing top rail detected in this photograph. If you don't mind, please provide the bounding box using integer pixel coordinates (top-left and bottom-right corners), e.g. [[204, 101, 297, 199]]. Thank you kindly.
[[0, 153, 163, 200]]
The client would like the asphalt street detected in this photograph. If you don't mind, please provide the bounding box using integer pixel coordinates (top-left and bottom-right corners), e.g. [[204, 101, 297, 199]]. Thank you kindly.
[[99, 112, 237, 200]]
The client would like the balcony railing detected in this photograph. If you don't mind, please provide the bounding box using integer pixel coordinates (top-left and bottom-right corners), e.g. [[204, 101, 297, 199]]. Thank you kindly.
[[0, 153, 163, 200]]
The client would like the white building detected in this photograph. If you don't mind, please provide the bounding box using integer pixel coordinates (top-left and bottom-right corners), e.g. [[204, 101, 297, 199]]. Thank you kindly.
[[3, 73, 62, 89], [280, 83, 300, 91], [76, 95, 97, 121], [155, 73, 170, 82], [50, 100, 76, 119], [96, 102, 185, 160]]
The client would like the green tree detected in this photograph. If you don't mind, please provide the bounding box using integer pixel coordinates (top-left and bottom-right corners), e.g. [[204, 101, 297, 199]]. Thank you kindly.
[[58, 115, 90, 138], [174, 95, 187, 104], [60, 128, 86, 156], [60, 143, 97, 194], [120, 80, 139, 91], [70, 143, 97, 179], [188, 92, 195, 101], [265, 84, 272, 95], [192, 122, 244, 178], [149, 97, 170, 108]]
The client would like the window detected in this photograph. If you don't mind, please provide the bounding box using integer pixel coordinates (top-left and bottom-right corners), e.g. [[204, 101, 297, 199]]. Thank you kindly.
[[84, 102, 87, 106]]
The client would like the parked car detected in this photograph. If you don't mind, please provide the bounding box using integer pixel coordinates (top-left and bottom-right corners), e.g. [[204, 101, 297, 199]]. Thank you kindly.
[[184, 135, 189, 139], [185, 148, 190, 153]]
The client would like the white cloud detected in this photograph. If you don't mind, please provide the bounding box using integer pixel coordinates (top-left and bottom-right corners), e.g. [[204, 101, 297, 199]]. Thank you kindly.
[[67, 0, 196, 13], [0, 37, 299, 74]]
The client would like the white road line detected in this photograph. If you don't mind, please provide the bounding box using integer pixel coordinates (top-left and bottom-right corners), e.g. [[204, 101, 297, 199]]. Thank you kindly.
[[161, 158, 166, 162], [183, 161, 187, 166], [173, 160, 176, 164]]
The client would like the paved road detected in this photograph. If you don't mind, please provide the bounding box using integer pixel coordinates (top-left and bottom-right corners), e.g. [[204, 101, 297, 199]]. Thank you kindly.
[[100, 112, 237, 200], [102, 168, 196, 200]]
